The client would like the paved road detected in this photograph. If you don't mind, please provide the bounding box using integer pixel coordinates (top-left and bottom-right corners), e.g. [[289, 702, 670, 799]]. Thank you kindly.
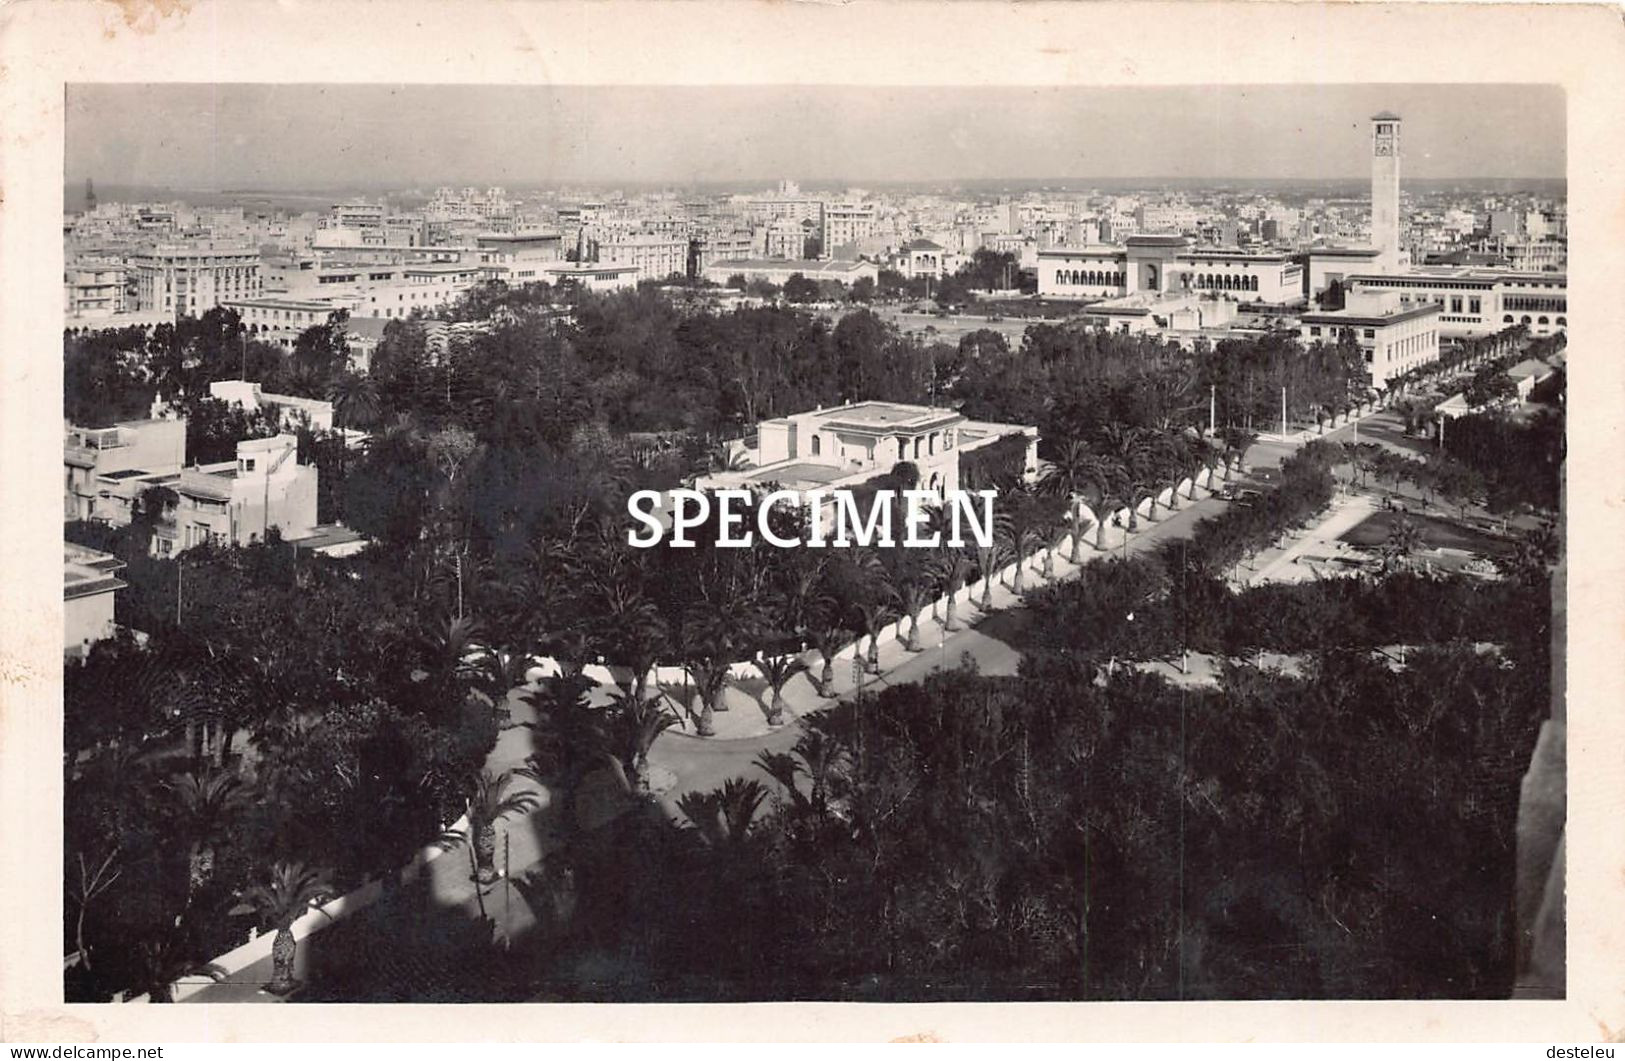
[[181, 402, 1389, 1002]]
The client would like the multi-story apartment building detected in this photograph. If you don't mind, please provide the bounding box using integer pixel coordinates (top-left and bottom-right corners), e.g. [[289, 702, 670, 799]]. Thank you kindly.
[[224, 297, 344, 348], [258, 254, 482, 321], [761, 217, 813, 259], [130, 242, 263, 318], [821, 203, 877, 253], [688, 231, 757, 276], [592, 233, 689, 282], [64, 262, 128, 318], [473, 231, 565, 285], [741, 197, 824, 228], [327, 200, 385, 231]]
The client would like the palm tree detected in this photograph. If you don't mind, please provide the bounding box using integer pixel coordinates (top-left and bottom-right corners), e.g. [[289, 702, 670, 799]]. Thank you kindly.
[[790, 729, 852, 815], [519, 674, 609, 832], [159, 766, 248, 898], [755, 750, 812, 816], [443, 769, 543, 885], [808, 624, 850, 698], [1100, 425, 1155, 528], [1000, 498, 1044, 596], [756, 728, 853, 820], [133, 935, 228, 1003], [417, 613, 487, 690], [1380, 515, 1426, 574], [694, 442, 753, 477], [890, 578, 933, 652], [608, 691, 681, 794], [676, 778, 769, 848], [926, 545, 972, 632], [237, 860, 331, 996], [329, 371, 380, 431], [1039, 439, 1095, 500], [1059, 494, 1094, 564], [856, 600, 895, 674], [683, 655, 733, 738], [1041, 520, 1070, 581], [974, 539, 1009, 612], [757, 652, 809, 726]]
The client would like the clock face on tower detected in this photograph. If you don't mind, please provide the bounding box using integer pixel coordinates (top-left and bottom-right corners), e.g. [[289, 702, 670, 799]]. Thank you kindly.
[[1375, 139, 1394, 157]]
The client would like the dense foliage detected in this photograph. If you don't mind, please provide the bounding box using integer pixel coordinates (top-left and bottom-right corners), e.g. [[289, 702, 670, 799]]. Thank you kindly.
[[62, 282, 1562, 1002]]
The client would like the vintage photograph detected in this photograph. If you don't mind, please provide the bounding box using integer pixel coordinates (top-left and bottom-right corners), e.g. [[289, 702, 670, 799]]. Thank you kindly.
[[58, 81, 1566, 1006]]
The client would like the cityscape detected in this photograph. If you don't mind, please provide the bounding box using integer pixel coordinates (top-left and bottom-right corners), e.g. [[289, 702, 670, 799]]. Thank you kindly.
[[61, 83, 1565, 1004]]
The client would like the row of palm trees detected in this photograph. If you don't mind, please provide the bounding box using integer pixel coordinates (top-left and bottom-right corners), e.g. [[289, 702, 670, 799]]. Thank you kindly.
[[456, 424, 1245, 747]]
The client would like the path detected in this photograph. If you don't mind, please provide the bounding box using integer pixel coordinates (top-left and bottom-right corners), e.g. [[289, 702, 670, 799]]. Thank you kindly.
[[179, 400, 1393, 1002]]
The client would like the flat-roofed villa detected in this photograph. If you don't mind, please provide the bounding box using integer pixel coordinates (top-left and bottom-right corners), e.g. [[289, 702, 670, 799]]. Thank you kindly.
[[64, 543, 126, 656], [64, 418, 187, 523], [696, 399, 1039, 507]]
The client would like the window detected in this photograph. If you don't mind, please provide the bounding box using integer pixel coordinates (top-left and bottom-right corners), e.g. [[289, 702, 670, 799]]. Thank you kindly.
[[1309, 326, 1322, 337], [1363, 329, 1375, 339], [1450, 297, 1463, 313], [242, 458, 256, 472], [1469, 297, 1481, 315], [810, 435, 821, 456]]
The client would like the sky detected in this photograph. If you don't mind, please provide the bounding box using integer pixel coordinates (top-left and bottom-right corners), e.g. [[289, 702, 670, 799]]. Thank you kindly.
[[65, 83, 1566, 190]]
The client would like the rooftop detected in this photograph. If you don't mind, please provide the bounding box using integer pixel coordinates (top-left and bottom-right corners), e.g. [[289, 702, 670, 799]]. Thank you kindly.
[[741, 461, 851, 487], [712, 258, 874, 275], [1306, 246, 1382, 258], [808, 400, 964, 433], [64, 544, 127, 600], [287, 523, 367, 552], [1300, 303, 1442, 328], [1508, 358, 1555, 379]]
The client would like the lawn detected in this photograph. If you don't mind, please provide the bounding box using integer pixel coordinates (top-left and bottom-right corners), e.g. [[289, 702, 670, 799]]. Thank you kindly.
[[1339, 509, 1512, 557]]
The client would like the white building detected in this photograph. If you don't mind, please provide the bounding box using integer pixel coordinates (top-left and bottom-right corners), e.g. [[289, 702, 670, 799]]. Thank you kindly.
[[64, 262, 128, 318], [1038, 236, 1303, 304], [897, 239, 954, 279], [592, 233, 689, 282], [64, 544, 126, 657], [225, 297, 343, 348], [209, 380, 335, 433], [1343, 268, 1567, 340], [821, 203, 877, 254], [64, 418, 188, 523], [131, 242, 263, 318], [170, 434, 318, 551], [1298, 290, 1440, 388], [702, 258, 879, 288], [540, 261, 641, 292], [696, 400, 1040, 517]]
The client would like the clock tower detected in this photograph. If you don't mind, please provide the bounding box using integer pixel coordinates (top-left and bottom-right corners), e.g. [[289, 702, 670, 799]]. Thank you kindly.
[[1371, 112, 1402, 272]]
